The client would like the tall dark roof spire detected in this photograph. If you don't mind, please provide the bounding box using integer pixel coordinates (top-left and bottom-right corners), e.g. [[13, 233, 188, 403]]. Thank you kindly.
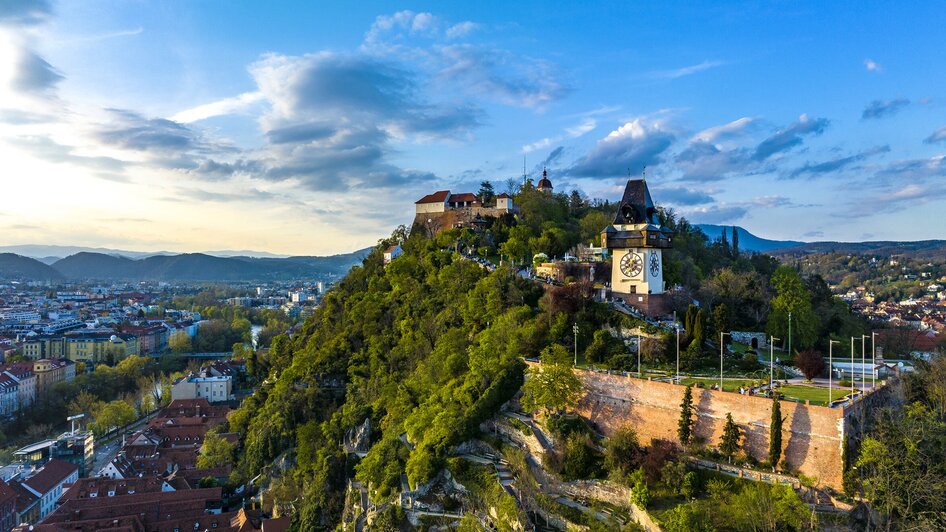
[[537, 167, 553, 192], [612, 179, 658, 225]]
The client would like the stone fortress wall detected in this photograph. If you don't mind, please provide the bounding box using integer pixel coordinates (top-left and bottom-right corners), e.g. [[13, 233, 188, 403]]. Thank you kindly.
[[543, 365, 899, 491]]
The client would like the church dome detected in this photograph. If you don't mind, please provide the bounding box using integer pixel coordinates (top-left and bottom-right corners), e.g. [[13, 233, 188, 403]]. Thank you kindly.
[[537, 168, 553, 192]]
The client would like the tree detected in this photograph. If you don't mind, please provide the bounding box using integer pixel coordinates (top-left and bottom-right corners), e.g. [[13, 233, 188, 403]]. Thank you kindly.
[[69, 390, 103, 418], [720, 412, 741, 463], [477, 180, 495, 206], [630, 468, 650, 508], [169, 331, 192, 354], [678, 385, 695, 446], [198, 433, 237, 469], [93, 400, 136, 435], [604, 426, 644, 479], [731, 226, 740, 256], [521, 345, 583, 414], [766, 266, 819, 350], [769, 396, 784, 471], [712, 303, 730, 338], [794, 349, 826, 381]]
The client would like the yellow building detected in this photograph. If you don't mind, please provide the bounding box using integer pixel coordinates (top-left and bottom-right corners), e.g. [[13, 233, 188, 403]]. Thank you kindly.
[[24, 333, 138, 364]]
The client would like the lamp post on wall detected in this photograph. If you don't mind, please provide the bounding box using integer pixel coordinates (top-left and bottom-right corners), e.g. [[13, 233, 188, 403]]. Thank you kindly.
[[788, 312, 792, 356], [769, 336, 780, 392], [720, 332, 730, 392], [676, 324, 681, 383], [871, 332, 878, 390], [850, 337, 856, 397], [829, 339, 839, 405], [860, 335, 868, 392], [573, 323, 579, 367], [637, 333, 642, 377]]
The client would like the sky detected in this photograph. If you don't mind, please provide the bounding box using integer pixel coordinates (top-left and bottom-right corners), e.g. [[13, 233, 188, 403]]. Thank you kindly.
[[1, 1, 945, 255]]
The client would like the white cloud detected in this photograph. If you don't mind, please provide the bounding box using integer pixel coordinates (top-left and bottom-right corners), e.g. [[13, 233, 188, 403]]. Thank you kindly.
[[170, 91, 265, 123], [864, 58, 882, 72], [446, 21, 479, 39], [691, 117, 756, 143], [650, 60, 724, 80]]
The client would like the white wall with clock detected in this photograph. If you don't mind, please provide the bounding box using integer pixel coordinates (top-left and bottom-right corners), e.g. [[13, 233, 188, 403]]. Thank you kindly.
[[611, 248, 664, 295]]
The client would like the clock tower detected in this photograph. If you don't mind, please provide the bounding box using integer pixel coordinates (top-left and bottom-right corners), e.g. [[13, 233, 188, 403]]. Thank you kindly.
[[601, 179, 673, 315]]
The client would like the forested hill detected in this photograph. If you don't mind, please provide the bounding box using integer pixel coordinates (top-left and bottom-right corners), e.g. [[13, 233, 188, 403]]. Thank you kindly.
[[0, 253, 63, 281], [222, 183, 867, 528], [49, 249, 370, 281]]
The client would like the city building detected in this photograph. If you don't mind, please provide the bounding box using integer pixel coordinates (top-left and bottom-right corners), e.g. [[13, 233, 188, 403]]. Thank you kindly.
[[19, 459, 78, 520], [536, 167, 553, 193], [0, 481, 16, 532], [383, 244, 403, 265], [13, 429, 94, 478], [0, 375, 17, 419], [171, 373, 233, 403]]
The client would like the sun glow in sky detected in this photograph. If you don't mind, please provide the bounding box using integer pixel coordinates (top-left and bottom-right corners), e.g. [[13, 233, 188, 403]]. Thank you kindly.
[[2, 1, 945, 255]]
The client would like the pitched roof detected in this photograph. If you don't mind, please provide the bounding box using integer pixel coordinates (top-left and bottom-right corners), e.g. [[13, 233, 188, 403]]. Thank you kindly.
[[415, 190, 450, 204], [496, 193, 510, 199], [22, 459, 78, 494], [612, 179, 658, 225], [448, 192, 479, 203]]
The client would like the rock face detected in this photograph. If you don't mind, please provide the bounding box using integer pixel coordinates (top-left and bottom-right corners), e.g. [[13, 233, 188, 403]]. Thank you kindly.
[[344, 418, 372, 457]]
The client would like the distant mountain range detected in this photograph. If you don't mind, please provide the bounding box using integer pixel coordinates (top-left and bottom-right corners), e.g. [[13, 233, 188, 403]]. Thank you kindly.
[[0, 244, 291, 262], [769, 240, 946, 260], [694, 224, 804, 252], [0, 248, 371, 282]]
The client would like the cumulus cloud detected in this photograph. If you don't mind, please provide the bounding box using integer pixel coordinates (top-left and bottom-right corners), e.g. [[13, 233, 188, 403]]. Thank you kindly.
[[6, 135, 127, 179], [924, 126, 946, 144], [566, 117, 676, 177], [864, 58, 882, 72], [752, 114, 829, 161], [787, 145, 890, 178], [446, 21, 479, 39], [12, 48, 62, 92], [861, 98, 909, 120], [674, 141, 752, 181]]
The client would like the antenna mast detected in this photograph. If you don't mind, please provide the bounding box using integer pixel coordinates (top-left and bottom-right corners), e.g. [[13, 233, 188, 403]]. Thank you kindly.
[[523, 156, 527, 184]]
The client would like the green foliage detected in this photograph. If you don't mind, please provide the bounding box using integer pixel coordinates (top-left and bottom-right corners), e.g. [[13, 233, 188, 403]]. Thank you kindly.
[[521, 345, 582, 414], [719, 412, 742, 463], [561, 432, 604, 480], [766, 266, 819, 350], [631, 468, 650, 508], [197, 433, 236, 469], [604, 425, 644, 479], [769, 396, 784, 471], [678, 385, 694, 446], [92, 400, 136, 435]]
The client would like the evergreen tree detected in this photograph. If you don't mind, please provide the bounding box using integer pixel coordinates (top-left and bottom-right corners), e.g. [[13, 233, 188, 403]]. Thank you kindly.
[[477, 181, 495, 206], [731, 226, 740, 256], [769, 396, 784, 470], [720, 412, 741, 463], [678, 385, 695, 446], [712, 303, 730, 339], [693, 309, 705, 346]]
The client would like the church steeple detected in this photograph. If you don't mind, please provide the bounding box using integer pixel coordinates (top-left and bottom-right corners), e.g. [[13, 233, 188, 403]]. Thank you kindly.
[[537, 167, 553, 193]]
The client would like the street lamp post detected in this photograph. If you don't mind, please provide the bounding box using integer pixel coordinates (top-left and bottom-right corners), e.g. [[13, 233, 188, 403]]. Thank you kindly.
[[770, 336, 780, 392], [720, 332, 730, 392], [676, 324, 681, 383], [573, 323, 579, 367], [850, 337, 856, 397], [788, 312, 792, 356], [637, 333, 642, 377], [861, 335, 868, 392], [829, 340, 840, 405], [871, 332, 878, 390]]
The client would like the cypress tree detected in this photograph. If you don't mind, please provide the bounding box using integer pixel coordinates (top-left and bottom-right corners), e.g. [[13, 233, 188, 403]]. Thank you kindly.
[[678, 385, 695, 446], [720, 412, 741, 463], [731, 226, 740, 256], [769, 396, 784, 470], [693, 309, 705, 346]]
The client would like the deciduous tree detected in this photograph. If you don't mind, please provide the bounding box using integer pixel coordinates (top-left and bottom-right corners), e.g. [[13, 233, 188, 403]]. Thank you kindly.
[[794, 349, 826, 381]]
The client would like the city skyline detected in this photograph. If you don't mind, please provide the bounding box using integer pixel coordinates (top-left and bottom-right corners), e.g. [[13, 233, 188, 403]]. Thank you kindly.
[[2, 1, 945, 255]]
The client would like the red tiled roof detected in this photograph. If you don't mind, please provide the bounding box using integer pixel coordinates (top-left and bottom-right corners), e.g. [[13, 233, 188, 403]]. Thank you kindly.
[[448, 192, 478, 203], [415, 190, 450, 204], [496, 193, 510, 198], [22, 459, 77, 495]]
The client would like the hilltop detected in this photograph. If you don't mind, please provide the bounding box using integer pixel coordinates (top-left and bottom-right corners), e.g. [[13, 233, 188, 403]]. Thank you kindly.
[[771, 239, 946, 261], [0, 253, 63, 281], [694, 224, 803, 253]]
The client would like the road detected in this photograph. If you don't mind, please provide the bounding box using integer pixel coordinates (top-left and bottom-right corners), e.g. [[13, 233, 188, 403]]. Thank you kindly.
[[90, 411, 158, 474]]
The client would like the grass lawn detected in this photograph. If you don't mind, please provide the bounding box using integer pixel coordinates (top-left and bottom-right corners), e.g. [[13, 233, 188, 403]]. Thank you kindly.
[[679, 377, 761, 393], [778, 384, 835, 406]]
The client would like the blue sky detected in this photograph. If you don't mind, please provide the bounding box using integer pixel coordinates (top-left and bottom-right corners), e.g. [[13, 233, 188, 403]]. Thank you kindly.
[[1, 1, 945, 254]]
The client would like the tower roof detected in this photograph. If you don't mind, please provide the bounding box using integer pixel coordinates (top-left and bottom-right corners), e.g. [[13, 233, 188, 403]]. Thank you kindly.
[[537, 168, 553, 190], [612, 179, 658, 225]]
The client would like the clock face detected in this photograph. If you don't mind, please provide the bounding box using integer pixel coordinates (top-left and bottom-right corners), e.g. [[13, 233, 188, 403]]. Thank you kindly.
[[650, 253, 660, 277], [620, 253, 643, 278]]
